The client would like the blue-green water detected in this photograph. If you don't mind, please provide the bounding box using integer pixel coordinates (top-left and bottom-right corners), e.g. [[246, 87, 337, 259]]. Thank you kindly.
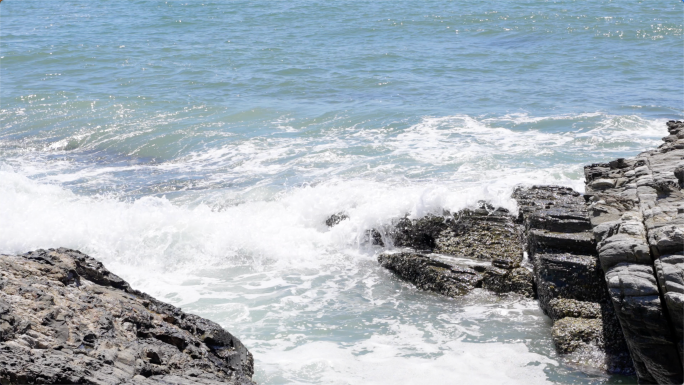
[[1, 1, 682, 384]]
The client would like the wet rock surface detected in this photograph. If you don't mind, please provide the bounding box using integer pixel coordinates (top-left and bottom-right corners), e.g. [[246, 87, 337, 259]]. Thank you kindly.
[[375, 122, 684, 382], [388, 203, 524, 269], [0, 248, 255, 385], [547, 298, 601, 320], [377, 203, 532, 298], [513, 185, 635, 376], [378, 252, 485, 297]]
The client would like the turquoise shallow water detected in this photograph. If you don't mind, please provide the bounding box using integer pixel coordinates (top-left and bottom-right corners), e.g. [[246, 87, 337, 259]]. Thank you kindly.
[[1, 1, 683, 384]]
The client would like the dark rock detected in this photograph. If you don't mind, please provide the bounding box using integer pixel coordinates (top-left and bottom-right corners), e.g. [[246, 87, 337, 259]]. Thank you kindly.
[[325, 212, 349, 227], [363, 228, 385, 247], [513, 185, 635, 376], [605, 263, 682, 384], [513, 185, 587, 227], [513, 185, 596, 260], [387, 203, 523, 271], [377, 250, 534, 298], [674, 165, 684, 188], [529, 229, 596, 256], [481, 266, 534, 297], [0, 248, 255, 385], [377, 202, 531, 298], [378, 252, 483, 297], [534, 252, 606, 317], [392, 214, 448, 251], [551, 316, 635, 375], [434, 206, 523, 269]]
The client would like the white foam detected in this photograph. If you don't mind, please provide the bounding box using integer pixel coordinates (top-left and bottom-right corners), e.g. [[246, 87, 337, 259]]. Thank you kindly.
[[255, 340, 556, 385], [253, 312, 558, 385], [0, 164, 576, 298], [3, 113, 664, 198], [0, 112, 665, 384]]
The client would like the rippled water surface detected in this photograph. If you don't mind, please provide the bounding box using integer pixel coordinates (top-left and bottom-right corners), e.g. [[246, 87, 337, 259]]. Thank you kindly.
[[1, 1, 682, 383]]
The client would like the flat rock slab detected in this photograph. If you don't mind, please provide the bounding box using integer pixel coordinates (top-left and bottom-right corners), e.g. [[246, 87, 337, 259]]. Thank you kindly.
[[0, 248, 255, 385], [529, 229, 597, 256], [378, 252, 484, 297], [378, 251, 533, 297]]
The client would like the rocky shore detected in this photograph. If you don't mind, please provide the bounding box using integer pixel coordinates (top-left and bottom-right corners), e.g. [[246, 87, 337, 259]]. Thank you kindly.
[[0, 248, 255, 385], [2, 122, 681, 384], [364, 121, 684, 384]]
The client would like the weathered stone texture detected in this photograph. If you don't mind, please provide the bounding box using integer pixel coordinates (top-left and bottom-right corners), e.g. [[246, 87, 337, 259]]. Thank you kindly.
[[654, 254, 684, 359], [552, 317, 604, 355], [376, 202, 532, 297], [514, 185, 634, 376], [378, 250, 534, 298], [378, 252, 484, 297], [0, 248, 255, 385], [547, 298, 602, 320], [584, 120, 684, 384], [481, 267, 534, 298]]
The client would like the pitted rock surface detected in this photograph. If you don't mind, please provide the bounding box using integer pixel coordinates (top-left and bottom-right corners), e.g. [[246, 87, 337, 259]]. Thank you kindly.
[[552, 317, 603, 355], [377, 251, 533, 297], [0, 248, 255, 385], [388, 203, 523, 269], [377, 203, 532, 297], [534, 252, 605, 311], [378, 252, 485, 297], [547, 298, 601, 320]]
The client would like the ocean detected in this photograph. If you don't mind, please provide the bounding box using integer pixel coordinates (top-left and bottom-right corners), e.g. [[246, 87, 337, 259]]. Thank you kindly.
[[1, 1, 682, 383]]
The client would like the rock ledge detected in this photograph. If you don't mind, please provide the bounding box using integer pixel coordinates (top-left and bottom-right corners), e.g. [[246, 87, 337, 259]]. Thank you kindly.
[[0, 248, 255, 385]]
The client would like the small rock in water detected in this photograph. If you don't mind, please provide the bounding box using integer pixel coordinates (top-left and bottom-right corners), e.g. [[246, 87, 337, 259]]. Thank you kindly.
[[325, 212, 349, 227]]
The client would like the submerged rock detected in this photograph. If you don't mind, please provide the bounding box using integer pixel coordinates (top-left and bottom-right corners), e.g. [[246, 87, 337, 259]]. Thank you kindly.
[[0, 248, 255, 385], [325, 212, 349, 227]]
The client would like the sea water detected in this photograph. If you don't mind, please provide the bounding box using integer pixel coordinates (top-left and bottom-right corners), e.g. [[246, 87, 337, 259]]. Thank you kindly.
[[1, 1, 682, 383]]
